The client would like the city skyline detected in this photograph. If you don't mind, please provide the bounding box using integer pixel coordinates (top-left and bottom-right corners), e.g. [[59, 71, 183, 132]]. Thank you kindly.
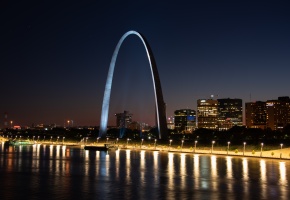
[[1, 1, 290, 127]]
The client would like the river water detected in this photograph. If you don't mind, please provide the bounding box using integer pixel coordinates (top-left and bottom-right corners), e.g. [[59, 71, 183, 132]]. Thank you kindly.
[[0, 143, 289, 200]]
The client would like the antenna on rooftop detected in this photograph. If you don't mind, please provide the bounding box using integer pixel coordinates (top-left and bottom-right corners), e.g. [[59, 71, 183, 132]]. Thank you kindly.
[[210, 94, 219, 100]]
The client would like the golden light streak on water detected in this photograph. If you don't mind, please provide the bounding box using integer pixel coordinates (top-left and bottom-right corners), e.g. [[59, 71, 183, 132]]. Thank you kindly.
[[32, 144, 36, 156], [226, 156, 233, 193], [84, 149, 89, 176], [140, 150, 146, 196], [194, 154, 199, 190], [260, 160, 267, 199], [279, 161, 288, 199], [55, 145, 61, 175], [115, 149, 120, 178], [167, 152, 174, 199], [153, 151, 159, 185], [180, 153, 186, 189], [32, 144, 40, 172], [49, 145, 53, 155], [95, 151, 100, 176], [62, 145, 66, 156], [279, 162, 287, 184], [105, 151, 109, 176], [140, 150, 145, 160], [126, 150, 131, 183], [242, 158, 249, 196], [49, 145, 53, 172], [56, 145, 60, 158], [65, 147, 70, 157], [211, 155, 217, 191]]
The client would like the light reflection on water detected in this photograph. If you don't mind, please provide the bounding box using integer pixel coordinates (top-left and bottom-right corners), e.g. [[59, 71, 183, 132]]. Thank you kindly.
[[0, 144, 290, 199], [180, 153, 186, 189], [260, 160, 267, 199], [242, 158, 249, 196], [211, 155, 217, 191], [226, 156, 233, 193]]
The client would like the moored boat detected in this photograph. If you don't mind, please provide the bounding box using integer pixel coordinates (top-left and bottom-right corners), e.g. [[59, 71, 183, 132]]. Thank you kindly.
[[84, 143, 118, 151], [5, 139, 34, 146]]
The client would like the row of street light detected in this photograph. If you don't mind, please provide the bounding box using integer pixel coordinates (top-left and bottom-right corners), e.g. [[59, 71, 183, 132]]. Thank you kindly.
[[2, 135, 285, 158], [111, 138, 285, 158], [3, 135, 66, 145]]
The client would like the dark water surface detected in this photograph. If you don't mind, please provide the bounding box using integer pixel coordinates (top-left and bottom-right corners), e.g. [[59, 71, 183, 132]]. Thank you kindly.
[[0, 143, 289, 200]]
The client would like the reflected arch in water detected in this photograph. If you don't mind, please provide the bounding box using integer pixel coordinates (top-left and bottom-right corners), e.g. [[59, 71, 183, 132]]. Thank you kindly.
[[99, 30, 167, 139]]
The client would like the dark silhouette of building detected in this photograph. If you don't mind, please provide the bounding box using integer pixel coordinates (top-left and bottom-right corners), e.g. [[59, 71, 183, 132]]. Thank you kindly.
[[245, 101, 267, 129], [115, 111, 132, 129], [174, 109, 196, 133], [217, 98, 243, 130]]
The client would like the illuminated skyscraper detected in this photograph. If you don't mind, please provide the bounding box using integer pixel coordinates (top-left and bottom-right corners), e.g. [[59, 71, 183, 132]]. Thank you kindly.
[[174, 109, 196, 133], [245, 101, 267, 129], [266, 96, 290, 130], [197, 99, 218, 129], [217, 98, 243, 130]]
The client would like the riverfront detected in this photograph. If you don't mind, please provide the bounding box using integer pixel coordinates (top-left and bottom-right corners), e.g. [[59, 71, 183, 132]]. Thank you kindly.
[[1, 141, 289, 200], [2, 135, 290, 161]]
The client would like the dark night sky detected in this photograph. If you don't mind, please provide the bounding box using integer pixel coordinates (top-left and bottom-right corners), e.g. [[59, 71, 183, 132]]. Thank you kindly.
[[1, 0, 290, 127]]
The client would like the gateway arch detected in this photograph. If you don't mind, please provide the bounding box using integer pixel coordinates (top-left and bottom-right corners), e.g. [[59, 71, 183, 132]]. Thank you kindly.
[[99, 30, 167, 139]]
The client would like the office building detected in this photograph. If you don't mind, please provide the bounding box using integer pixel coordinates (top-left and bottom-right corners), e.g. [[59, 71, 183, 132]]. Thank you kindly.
[[197, 99, 218, 129], [266, 96, 290, 130], [245, 101, 267, 129], [217, 98, 243, 130], [174, 109, 196, 133]]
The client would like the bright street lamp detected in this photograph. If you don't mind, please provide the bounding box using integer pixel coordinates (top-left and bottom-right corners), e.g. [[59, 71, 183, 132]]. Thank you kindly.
[[154, 139, 157, 149], [169, 139, 172, 151], [260, 143, 264, 157], [211, 141, 215, 154], [126, 138, 130, 148], [97, 137, 99, 143], [243, 142, 246, 156], [141, 139, 144, 148], [227, 141, 230, 155], [181, 140, 184, 151], [194, 140, 197, 153]]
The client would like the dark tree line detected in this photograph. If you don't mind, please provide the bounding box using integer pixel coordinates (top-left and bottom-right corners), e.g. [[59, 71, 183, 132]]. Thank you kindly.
[[3, 124, 290, 146], [169, 125, 290, 146]]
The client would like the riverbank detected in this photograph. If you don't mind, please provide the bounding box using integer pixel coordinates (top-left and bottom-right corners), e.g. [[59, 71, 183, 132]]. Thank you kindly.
[[117, 145, 290, 160], [3, 138, 290, 161], [80, 140, 290, 161]]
